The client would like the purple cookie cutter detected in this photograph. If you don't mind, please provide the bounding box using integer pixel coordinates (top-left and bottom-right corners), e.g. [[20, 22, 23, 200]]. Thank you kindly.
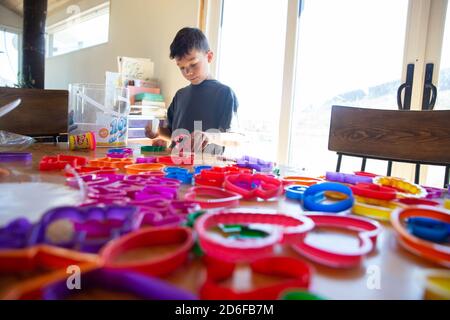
[[326, 171, 373, 184], [0, 152, 32, 163], [133, 185, 178, 201], [124, 175, 181, 188], [28, 205, 142, 253], [236, 155, 273, 172], [42, 269, 197, 300], [69, 172, 182, 208], [139, 209, 184, 227], [88, 186, 129, 204], [0, 218, 34, 249], [136, 156, 157, 164], [422, 186, 445, 199], [131, 199, 201, 228], [66, 173, 126, 188], [106, 148, 133, 159]]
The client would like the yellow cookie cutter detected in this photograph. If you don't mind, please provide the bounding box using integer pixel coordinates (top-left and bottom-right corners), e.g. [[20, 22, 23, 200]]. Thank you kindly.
[[373, 176, 427, 198]]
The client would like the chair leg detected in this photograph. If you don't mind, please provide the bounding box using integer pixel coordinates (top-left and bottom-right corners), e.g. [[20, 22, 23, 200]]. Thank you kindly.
[[445, 166, 449, 188], [387, 161, 393, 176], [336, 154, 342, 172], [361, 158, 367, 172], [414, 164, 420, 184]]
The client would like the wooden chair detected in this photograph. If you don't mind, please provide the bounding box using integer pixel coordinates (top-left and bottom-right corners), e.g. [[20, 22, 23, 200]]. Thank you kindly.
[[328, 105, 450, 187], [0, 87, 68, 141]]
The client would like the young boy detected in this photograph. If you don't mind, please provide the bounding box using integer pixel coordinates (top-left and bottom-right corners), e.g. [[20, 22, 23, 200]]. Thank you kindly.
[[145, 27, 239, 154]]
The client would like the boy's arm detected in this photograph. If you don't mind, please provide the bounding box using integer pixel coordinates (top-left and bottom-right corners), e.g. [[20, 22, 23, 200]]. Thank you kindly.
[[202, 131, 244, 147], [157, 127, 172, 141], [205, 90, 242, 147], [145, 97, 174, 142], [144, 122, 172, 141]]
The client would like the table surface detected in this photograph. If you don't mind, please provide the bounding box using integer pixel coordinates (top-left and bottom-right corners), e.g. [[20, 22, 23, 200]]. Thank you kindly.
[[0, 142, 445, 300]]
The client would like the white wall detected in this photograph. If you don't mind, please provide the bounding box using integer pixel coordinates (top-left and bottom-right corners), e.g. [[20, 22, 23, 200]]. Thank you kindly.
[[45, 0, 200, 104], [0, 4, 22, 30]]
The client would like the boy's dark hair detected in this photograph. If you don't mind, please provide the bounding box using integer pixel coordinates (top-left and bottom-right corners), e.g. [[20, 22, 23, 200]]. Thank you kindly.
[[170, 27, 210, 60]]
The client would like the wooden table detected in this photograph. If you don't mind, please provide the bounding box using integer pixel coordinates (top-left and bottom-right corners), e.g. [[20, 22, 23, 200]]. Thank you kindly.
[[0, 142, 442, 300]]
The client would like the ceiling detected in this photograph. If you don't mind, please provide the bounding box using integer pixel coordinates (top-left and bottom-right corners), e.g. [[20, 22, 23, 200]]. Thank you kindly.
[[0, 0, 73, 17]]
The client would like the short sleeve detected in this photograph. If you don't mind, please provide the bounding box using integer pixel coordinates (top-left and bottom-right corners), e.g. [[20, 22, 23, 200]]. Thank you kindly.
[[218, 88, 239, 132], [166, 96, 175, 133]]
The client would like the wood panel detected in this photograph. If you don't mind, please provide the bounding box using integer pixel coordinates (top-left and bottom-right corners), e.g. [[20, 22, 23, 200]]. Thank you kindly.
[[0, 87, 68, 136], [328, 105, 450, 165]]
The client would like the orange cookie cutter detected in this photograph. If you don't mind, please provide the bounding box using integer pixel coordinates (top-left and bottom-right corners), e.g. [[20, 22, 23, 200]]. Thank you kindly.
[[89, 157, 135, 170], [0, 245, 100, 300], [391, 206, 450, 267], [282, 176, 324, 187], [124, 163, 166, 175], [0, 168, 10, 177], [64, 166, 119, 177]]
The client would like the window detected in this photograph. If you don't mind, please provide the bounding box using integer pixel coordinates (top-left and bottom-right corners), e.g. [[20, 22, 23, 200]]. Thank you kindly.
[[0, 26, 20, 87], [435, 2, 450, 110], [289, 0, 409, 177], [46, 2, 110, 57], [217, 0, 289, 161], [213, 0, 449, 187]]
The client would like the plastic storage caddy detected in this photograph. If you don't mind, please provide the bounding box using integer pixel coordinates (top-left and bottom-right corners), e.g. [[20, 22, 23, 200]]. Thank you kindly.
[[68, 84, 130, 147]]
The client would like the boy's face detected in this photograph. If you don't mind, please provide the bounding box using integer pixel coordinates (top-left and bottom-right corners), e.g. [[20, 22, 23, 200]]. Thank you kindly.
[[176, 49, 213, 85]]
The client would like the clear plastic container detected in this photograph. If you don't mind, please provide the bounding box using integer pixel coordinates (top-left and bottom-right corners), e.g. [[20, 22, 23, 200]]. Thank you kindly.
[[68, 84, 130, 147]]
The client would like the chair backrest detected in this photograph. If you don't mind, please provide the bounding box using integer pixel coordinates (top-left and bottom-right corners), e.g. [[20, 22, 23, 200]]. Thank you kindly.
[[0, 87, 68, 137], [328, 105, 450, 166]]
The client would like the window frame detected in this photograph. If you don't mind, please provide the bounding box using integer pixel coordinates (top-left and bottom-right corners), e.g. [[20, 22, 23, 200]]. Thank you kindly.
[[45, 1, 110, 58]]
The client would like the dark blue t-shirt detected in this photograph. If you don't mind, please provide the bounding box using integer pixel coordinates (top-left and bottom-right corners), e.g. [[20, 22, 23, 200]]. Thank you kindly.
[[167, 79, 238, 134]]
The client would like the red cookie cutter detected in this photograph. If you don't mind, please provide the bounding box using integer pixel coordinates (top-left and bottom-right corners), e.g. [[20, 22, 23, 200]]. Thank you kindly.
[[100, 226, 194, 277], [200, 255, 312, 300], [184, 186, 242, 209], [350, 183, 397, 200], [354, 171, 379, 178], [195, 210, 315, 262], [224, 173, 283, 200], [195, 165, 253, 188], [157, 155, 194, 166], [39, 155, 88, 171], [292, 214, 381, 268]]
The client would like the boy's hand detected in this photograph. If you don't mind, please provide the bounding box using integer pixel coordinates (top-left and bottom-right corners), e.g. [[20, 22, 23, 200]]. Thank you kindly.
[[191, 131, 209, 152], [170, 132, 209, 152], [151, 138, 168, 147], [145, 119, 160, 139]]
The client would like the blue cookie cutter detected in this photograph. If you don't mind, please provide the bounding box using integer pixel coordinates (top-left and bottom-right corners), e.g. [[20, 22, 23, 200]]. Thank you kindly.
[[303, 182, 354, 212], [164, 167, 193, 185], [285, 185, 308, 201], [407, 217, 450, 243]]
